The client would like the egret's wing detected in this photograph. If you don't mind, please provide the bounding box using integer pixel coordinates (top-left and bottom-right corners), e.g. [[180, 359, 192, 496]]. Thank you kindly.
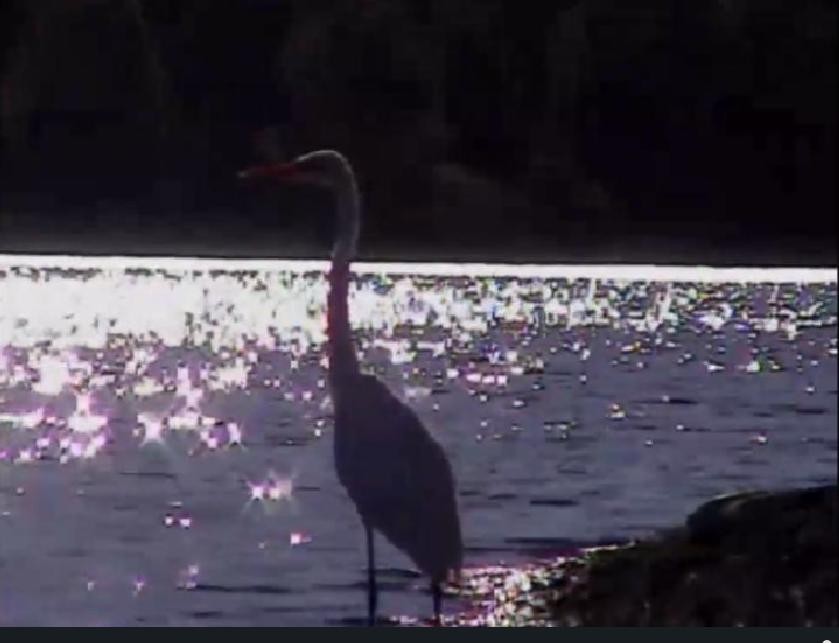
[[338, 375, 462, 576]]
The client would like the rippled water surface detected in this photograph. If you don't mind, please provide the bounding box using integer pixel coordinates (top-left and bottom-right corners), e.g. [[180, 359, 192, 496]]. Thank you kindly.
[[0, 257, 836, 625]]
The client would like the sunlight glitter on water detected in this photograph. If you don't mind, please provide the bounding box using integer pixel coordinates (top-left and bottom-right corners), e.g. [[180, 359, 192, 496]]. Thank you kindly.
[[0, 256, 836, 466], [0, 255, 836, 625]]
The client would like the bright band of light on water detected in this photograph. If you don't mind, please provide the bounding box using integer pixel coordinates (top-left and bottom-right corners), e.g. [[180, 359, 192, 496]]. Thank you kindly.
[[1, 254, 836, 283], [1, 254, 836, 352]]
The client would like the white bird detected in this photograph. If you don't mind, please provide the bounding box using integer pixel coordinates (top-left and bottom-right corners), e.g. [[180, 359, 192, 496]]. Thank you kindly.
[[239, 150, 462, 626]]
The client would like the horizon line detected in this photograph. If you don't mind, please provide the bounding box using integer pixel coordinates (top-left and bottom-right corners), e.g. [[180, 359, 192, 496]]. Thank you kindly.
[[0, 253, 836, 283]]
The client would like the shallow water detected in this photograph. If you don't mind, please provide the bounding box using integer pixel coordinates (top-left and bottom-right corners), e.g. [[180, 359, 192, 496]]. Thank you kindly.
[[0, 259, 836, 625]]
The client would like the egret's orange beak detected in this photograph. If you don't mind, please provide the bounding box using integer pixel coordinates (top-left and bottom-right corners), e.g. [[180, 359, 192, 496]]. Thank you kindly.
[[236, 162, 299, 182]]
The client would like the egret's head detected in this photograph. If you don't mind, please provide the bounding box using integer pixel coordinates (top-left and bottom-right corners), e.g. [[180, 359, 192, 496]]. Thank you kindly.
[[237, 149, 352, 190]]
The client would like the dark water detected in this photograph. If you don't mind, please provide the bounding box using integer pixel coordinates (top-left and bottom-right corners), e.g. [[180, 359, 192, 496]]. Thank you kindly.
[[0, 269, 836, 625]]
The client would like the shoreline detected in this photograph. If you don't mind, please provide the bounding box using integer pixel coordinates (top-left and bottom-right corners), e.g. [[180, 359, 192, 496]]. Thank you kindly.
[[445, 484, 837, 627]]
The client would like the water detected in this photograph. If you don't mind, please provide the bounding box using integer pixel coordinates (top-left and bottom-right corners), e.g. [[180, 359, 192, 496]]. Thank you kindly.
[[0, 256, 836, 625]]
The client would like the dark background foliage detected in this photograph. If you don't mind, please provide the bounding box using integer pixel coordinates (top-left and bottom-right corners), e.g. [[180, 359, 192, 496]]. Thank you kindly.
[[0, 0, 835, 264]]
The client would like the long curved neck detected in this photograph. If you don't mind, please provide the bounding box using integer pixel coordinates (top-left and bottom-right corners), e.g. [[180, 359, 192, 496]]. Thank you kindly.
[[327, 168, 361, 387]]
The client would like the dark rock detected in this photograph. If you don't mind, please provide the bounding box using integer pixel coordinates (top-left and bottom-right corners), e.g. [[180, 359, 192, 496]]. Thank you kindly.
[[549, 485, 838, 626]]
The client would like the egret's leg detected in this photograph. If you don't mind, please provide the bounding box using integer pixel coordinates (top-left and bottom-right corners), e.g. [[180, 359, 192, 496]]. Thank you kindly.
[[431, 581, 442, 626], [366, 524, 377, 626]]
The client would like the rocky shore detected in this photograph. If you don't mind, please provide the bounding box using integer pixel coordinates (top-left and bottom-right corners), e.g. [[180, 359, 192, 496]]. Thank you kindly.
[[545, 485, 837, 626]]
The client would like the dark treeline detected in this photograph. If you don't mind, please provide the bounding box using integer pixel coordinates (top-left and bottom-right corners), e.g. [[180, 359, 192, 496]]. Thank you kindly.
[[0, 0, 835, 264]]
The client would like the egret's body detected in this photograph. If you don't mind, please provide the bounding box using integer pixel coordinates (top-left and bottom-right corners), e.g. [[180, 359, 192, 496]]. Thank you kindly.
[[239, 150, 462, 625]]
